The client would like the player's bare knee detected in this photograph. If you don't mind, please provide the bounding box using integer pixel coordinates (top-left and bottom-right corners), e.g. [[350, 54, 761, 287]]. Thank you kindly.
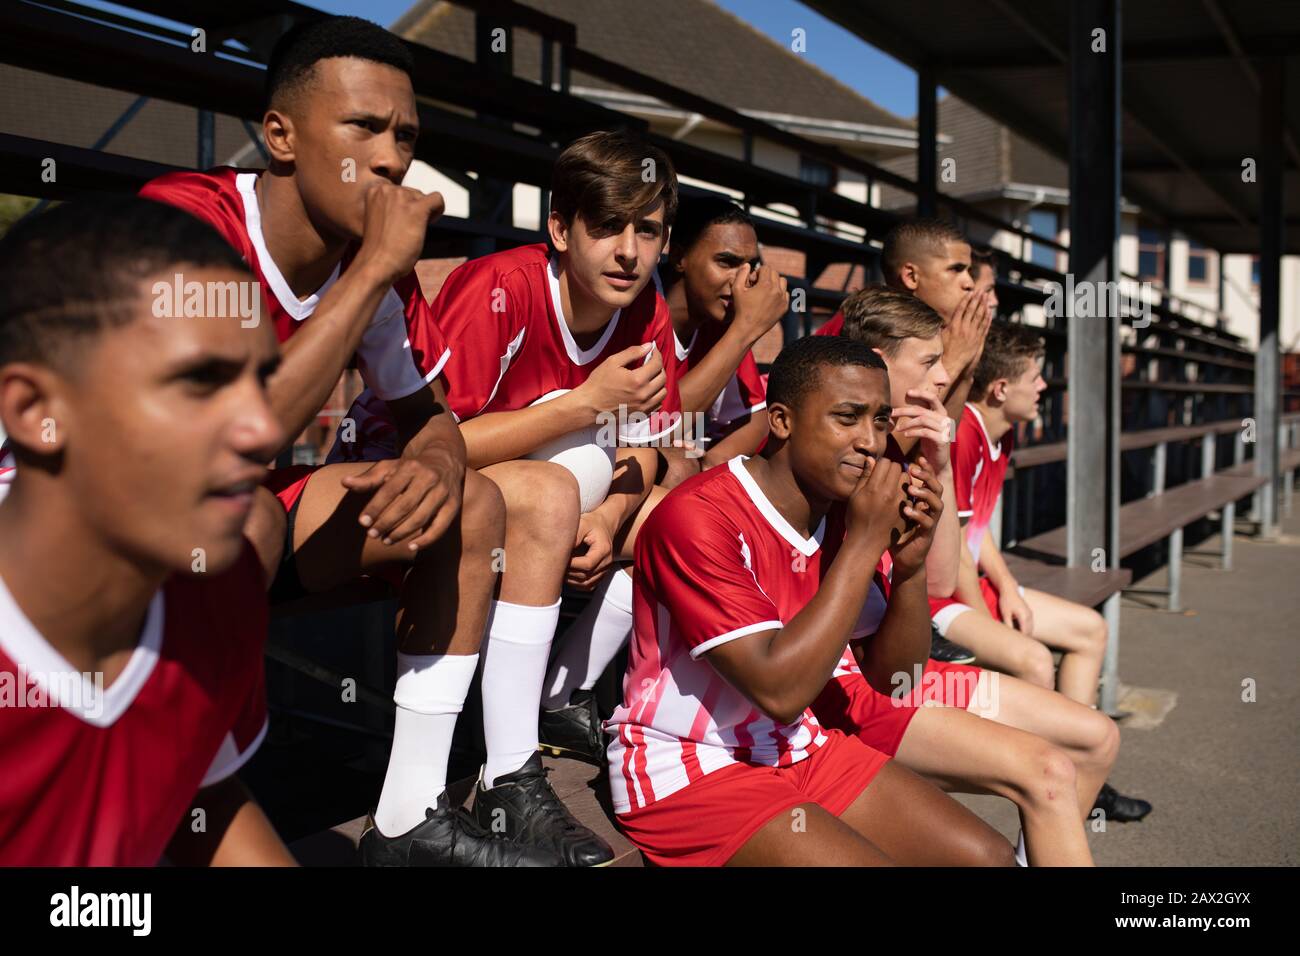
[[1083, 608, 1108, 654], [460, 468, 506, 553], [1018, 643, 1056, 689], [1017, 743, 1077, 809], [507, 460, 581, 533], [1085, 709, 1121, 770]]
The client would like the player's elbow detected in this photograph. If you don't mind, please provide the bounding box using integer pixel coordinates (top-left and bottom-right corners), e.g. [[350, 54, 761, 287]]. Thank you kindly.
[[751, 688, 807, 727]]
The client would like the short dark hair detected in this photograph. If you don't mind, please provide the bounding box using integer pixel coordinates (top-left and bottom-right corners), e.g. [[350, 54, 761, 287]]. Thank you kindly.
[[767, 334, 888, 411], [0, 196, 248, 366], [265, 16, 414, 111], [550, 130, 679, 230], [668, 195, 755, 263], [969, 249, 996, 282], [971, 320, 1045, 400], [882, 218, 967, 285], [838, 284, 944, 357]]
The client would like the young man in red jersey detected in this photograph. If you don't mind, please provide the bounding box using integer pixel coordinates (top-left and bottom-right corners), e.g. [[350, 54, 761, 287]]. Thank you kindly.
[[138, 17, 559, 867], [0, 198, 295, 866], [538, 197, 787, 759], [606, 334, 1013, 866], [338, 130, 683, 865], [931, 321, 1151, 822]]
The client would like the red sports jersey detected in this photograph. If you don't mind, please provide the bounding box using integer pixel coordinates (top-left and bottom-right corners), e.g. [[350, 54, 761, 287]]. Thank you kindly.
[[952, 403, 1013, 563], [608, 456, 885, 814], [814, 311, 844, 337], [0, 543, 268, 866], [139, 167, 450, 419], [673, 320, 766, 444], [329, 244, 682, 461]]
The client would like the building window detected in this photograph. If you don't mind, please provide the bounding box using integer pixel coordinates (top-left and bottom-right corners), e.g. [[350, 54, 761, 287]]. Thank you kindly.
[[799, 156, 836, 190], [1187, 240, 1211, 285], [1027, 208, 1058, 269], [1138, 227, 1165, 282]]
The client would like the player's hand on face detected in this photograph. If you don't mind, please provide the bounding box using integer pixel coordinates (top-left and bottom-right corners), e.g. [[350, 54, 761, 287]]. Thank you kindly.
[[941, 289, 988, 378], [575, 343, 668, 418], [730, 262, 789, 341], [845, 456, 908, 552], [342, 446, 464, 552], [352, 182, 446, 287], [999, 589, 1034, 634], [566, 511, 616, 590], [889, 457, 944, 578], [890, 388, 952, 471]]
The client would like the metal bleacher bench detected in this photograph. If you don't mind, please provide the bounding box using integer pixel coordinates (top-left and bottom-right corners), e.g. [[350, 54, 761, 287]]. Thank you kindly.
[[1009, 413, 1300, 613]]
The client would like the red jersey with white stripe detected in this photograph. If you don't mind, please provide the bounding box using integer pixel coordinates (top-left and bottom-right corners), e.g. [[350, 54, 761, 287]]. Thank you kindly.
[[329, 244, 682, 461], [0, 542, 268, 866], [673, 320, 766, 444], [139, 167, 450, 426], [953, 404, 1013, 563], [607, 456, 850, 814]]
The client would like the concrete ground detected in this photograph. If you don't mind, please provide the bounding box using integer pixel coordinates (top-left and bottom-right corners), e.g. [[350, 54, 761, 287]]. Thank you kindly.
[[292, 509, 1300, 867]]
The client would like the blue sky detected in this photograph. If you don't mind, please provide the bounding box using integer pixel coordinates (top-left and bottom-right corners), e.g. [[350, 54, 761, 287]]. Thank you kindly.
[[79, 0, 918, 117]]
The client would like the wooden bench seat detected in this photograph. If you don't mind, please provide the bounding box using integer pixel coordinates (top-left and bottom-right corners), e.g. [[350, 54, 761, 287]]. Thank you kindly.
[[1000, 554, 1131, 608]]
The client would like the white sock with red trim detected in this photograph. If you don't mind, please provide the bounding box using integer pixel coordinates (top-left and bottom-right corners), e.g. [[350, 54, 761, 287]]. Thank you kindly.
[[542, 568, 634, 710], [481, 599, 561, 788], [373, 652, 479, 837]]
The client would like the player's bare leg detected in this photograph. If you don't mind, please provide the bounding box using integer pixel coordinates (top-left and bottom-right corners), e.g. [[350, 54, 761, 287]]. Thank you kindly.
[[894, 705, 1094, 866], [1022, 588, 1107, 705], [541, 483, 670, 761], [473, 459, 613, 866], [944, 609, 1057, 689], [967, 670, 1118, 821], [727, 802, 894, 867], [835, 760, 1015, 866]]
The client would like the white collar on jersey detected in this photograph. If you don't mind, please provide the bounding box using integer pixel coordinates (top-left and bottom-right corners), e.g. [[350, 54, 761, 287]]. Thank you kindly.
[[236, 172, 342, 322], [0, 572, 164, 728], [546, 255, 665, 366], [963, 402, 1001, 461], [728, 456, 826, 557], [672, 325, 698, 362]]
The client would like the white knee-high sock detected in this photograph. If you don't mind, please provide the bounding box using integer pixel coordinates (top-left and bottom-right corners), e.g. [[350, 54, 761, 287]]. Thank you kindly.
[[1015, 829, 1029, 867], [542, 568, 634, 710], [480, 599, 561, 788], [373, 652, 479, 837]]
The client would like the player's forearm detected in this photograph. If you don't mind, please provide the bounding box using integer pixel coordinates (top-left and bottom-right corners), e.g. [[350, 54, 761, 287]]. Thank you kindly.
[[748, 531, 889, 723], [924, 463, 960, 599], [677, 328, 754, 415], [167, 777, 296, 867], [458, 396, 595, 469], [855, 569, 930, 694], [977, 528, 1018, 593], [267, 265, 392, 443], [393, 383, 467, 469], [942, 372, 975, 423], [702, 413, 769, 469], [590, 446, 657, 527]]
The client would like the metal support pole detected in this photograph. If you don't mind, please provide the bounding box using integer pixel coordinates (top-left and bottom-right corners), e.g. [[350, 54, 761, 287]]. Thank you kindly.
[[1222, 502, 1235, 570], [1201, 433, 1216, 478], [1168, 526, 1183, 611], [1256, 56, 1284, 536], [1100, 593, 1121, 715], [1152, 441, 1167, 496], [916, 66, 937, 219], [1067, 0, 1121, 574]]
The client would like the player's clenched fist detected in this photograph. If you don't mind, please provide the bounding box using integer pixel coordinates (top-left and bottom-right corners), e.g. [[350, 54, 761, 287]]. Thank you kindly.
[[352, 182, 446, 286], [342, 446, 464, 552], [730, 262, 789, 342], [845, 456, 908, 551], [573, 342, 668, 418]]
